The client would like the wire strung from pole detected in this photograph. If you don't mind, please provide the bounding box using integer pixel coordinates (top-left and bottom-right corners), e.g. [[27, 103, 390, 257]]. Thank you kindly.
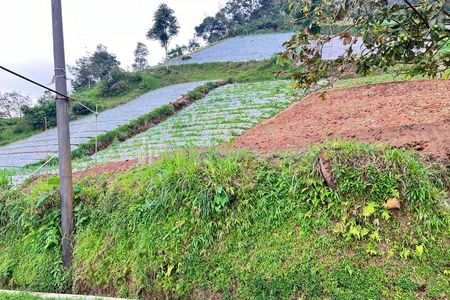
[[0, 65, 67, 99], [0, 65, 98, 115]]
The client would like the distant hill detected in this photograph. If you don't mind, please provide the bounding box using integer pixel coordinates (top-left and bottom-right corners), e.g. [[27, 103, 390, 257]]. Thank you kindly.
[[195, 0, 291, 44]]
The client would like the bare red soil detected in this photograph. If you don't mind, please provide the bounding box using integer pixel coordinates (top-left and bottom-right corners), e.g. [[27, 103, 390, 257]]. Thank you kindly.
[[72, 159, 138, 181], [234, 80, 450, 162]]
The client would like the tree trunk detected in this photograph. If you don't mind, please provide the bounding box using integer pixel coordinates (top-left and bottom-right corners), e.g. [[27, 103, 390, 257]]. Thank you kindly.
[[165, 45, 169, 73]]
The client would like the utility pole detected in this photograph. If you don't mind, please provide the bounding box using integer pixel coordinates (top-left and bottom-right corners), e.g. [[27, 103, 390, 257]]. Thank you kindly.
[[51, 0, 74, 268]]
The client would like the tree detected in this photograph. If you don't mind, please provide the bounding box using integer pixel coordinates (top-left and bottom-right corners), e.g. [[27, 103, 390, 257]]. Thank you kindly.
[[187, 38, 201, 52], [90, 44, 121, 79], [278, 0, 450, 91], [21, 91, 57, 130], [195, 16, 228, 43], [0, 91, 32, 118], [195, 0, 289, 43], [132, 42, 149, 71], [69, 44, 121, 91], [146, 3, 180, 66], [168, 44, 187, 59]]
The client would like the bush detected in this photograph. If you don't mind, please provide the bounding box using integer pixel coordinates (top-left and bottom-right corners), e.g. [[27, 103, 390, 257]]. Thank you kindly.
[[99, 69, 143, 97], [186, 90, 203, 100], [71, 100, 96, 116], [21, 100, 57, 130]]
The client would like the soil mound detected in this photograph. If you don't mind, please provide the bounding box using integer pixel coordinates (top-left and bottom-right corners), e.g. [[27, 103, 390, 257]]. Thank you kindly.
[[234, 80, 450, 162]]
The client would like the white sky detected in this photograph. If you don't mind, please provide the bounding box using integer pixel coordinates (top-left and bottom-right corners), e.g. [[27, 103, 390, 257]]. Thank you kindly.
[[0, 0, 226, 99]]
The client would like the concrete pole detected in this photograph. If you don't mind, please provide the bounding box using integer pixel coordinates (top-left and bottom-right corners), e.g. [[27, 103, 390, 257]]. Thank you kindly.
[[51, 0, 74, 268]]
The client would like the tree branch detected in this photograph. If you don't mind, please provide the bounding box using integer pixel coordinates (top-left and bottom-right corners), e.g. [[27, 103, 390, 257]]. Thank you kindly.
[[403, 0, 430, 29]]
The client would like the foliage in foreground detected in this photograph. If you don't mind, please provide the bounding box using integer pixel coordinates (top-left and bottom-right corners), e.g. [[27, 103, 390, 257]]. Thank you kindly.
[[0, 142, 448, 299], [279, 0, 450, 89]]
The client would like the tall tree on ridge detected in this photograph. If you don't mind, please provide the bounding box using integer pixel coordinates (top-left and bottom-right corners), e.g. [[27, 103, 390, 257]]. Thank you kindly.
[[146, 3, 180, 69]]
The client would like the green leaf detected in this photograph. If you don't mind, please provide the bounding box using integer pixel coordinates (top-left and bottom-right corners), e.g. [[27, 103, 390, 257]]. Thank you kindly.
[[47, 177, 60, 186], [310, 24, 321, 35], [36, 193, 52, 208], [415, 244, 425, 258], [363, 202, 378, 217]]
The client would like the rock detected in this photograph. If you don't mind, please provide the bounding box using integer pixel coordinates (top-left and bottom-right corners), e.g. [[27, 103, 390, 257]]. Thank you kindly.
[[383, 198, 401, 210], [318, 150, 336, 189]]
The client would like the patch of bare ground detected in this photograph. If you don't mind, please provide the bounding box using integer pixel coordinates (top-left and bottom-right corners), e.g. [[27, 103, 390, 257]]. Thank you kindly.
[[234, 79, 450, 163]]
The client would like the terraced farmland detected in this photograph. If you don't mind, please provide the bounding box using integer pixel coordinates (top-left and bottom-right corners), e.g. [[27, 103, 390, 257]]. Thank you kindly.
[[0, 82, 206, 168], [168, 33, 363, 65], [71, 81, 294, 170]]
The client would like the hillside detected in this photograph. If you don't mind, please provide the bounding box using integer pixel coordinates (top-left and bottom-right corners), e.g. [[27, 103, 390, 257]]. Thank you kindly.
[[0, 142, 448, 298], [0, 60, 285, 148]]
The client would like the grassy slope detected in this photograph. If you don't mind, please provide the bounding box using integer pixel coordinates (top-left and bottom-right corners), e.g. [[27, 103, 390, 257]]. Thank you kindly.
[[0, 142, 448, 299], [0, 293, 71, 300], [0, 118, 40, 147]]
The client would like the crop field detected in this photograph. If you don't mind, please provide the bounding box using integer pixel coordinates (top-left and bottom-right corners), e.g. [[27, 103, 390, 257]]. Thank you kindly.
[[168, 33, 363, 65], [0, 82, 206, 168], [70, 81, 294, 170]]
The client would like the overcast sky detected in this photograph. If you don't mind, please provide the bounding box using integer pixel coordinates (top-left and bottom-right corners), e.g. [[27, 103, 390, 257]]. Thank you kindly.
[[0, 0, 226, 99]]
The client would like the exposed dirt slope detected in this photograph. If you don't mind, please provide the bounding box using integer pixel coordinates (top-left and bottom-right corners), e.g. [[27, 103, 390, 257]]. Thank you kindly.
[[234, 80, 450, 162]]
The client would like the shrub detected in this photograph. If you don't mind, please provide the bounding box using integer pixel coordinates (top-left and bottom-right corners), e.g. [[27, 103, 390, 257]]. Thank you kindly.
[[99, 69, 143, 97], [71, 100, 96, 116], [21, 100, 57, 130], [0, 170, 9, 190]]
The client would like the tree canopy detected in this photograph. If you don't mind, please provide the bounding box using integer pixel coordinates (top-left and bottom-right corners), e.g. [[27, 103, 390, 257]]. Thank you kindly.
[[195, 0, 289, 44], [146, 3, 180, 61], [0, 92, 31, 118], [69, 44, 121, 92], [278, 0, 450, 90]]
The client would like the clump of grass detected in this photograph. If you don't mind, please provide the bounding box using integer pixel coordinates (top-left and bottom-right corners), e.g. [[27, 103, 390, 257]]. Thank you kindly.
[[0, 141, 448, 299], [0, 170, 11, 189]]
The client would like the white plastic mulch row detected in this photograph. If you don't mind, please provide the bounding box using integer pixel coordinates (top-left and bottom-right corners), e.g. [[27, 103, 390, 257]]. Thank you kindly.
[[167, 32, 363, 66], [6, 81, 294, 185], [71, 81, 294, 170], [0, 82, 207, 168]]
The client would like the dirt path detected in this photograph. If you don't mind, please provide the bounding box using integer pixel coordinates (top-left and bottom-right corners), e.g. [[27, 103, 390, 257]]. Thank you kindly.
[[234, 79, 450, 162]]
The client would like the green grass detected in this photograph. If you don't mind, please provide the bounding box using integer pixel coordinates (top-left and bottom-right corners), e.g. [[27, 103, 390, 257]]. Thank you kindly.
[[0, 293, 61, 300], [0, 293, 45, 300], [0, 118, 40, 147], [0, 292, 110, 299], [0, 141, 448, 298]]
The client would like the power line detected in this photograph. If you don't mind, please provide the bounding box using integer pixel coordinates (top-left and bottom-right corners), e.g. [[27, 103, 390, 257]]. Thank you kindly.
[[0, 65, 67, 99], [0, 65, 97, 115]]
